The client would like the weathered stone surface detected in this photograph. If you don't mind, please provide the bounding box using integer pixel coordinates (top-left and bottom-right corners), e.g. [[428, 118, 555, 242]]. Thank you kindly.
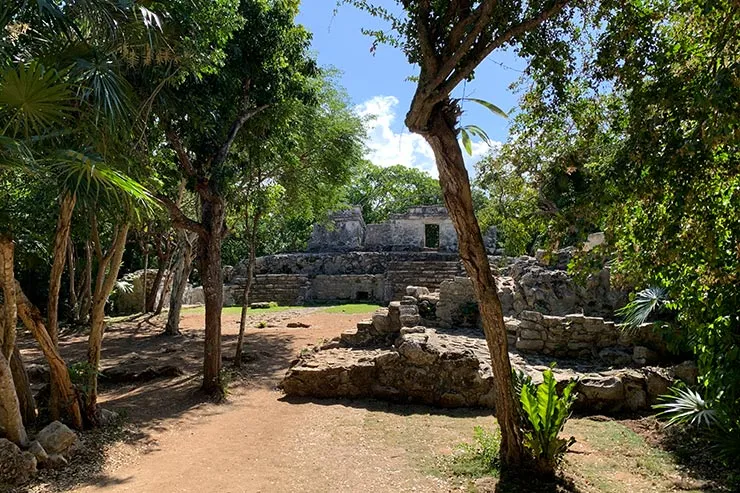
[[672, 361, 699, 384], [599, 348, 633, 367], [35, 421, 77, 456], [251, 302, 272, 309], [281, 327, 674, 415], [406, 286, 430, 297], [371, 308, 392, 334], [0, 439, 37, 485], [28, 441, 48, 464]]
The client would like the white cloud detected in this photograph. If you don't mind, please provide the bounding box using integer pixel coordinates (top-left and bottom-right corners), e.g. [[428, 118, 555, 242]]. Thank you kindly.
[[355, 95, 498, 179]]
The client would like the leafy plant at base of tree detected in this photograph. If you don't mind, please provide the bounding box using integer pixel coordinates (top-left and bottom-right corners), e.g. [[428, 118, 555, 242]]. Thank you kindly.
[[517, 369, 577, 474]]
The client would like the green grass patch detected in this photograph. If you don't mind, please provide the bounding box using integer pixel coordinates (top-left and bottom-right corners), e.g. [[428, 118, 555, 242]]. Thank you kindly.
[[444, 426, 501, 479], [322, 303, 380, 314], [181, 305, 302, 316]]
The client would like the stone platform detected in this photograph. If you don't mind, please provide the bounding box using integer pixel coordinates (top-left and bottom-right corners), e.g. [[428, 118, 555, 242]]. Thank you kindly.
[[280, 327, 689, 415]]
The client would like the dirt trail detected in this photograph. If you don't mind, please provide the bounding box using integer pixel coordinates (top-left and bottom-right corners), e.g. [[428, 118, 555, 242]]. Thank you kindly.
[[65, 309, 454, 493]]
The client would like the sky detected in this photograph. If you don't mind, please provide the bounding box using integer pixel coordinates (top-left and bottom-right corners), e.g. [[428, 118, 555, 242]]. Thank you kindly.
[[296, 2, 528, 178]]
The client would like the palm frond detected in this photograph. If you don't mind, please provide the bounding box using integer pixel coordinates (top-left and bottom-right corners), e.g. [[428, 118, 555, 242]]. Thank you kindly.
[[654, 387, 718, 428], [0, 62, 73, 138], [616, 286, 669, 334], [51, 150, 155, 210]]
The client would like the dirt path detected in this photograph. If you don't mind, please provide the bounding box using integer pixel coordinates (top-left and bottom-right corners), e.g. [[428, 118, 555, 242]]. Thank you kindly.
[[59, 308, 458, 493]]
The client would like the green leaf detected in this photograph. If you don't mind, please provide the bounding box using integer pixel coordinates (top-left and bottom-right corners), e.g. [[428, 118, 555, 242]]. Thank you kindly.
[[466, 98, 508, 119], [460, 127, 473, 155]]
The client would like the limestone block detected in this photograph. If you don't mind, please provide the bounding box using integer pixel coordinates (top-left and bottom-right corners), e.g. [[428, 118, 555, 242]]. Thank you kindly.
[[0, 439, 37, 485], [388, 302, 402, 331], [371, 308, 392, 334], [520, 328, 545, 340], [516, 338, 545, 352], [399, 304, 421, 327], [36, 421, 77, 456], [519, 310, 544, 323]]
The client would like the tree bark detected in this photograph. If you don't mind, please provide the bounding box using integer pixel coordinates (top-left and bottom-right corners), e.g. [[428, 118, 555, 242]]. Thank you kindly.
[[408, 99, 524, 466], [0, 236, 29, 445], [0, 351, 27, 446], [86, 221, 129, 422], [234, 208, 260, 367], [77, 241, 93, 325], [15, 284, 84, 429], [10, 346, 36, 426], [48, 192, 77, 348], [198, 195, 225, 396], [164, 231, 196, 335], [67, 241, 78, 321], [154, 259, 173, 316]]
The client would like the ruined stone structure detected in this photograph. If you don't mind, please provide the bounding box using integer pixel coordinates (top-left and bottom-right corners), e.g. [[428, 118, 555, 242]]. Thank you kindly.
[[308, 206, 459, 252], [280, 285, 694, 415]]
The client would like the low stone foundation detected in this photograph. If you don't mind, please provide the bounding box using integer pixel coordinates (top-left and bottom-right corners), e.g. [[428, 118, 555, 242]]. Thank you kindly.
[[281, 327, 685, 414]]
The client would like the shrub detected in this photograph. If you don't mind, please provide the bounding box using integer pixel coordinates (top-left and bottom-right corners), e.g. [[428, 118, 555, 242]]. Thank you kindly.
[[449, 426, 501, 477], [517, 368, 577, 475]]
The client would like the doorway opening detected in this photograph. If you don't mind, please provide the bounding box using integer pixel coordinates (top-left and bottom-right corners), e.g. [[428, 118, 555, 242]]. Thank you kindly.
[[424, 224, 440, 249]]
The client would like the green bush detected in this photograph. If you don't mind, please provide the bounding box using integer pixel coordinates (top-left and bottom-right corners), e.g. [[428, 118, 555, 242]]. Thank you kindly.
[[517, 368, 577, 474]]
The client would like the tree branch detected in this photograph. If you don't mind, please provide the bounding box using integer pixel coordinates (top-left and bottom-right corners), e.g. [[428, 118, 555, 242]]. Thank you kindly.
[[166, 129, 196, 178], [439, 0, 571, 95], [213, 104, 270, 168], [156, 194, 208, 237]]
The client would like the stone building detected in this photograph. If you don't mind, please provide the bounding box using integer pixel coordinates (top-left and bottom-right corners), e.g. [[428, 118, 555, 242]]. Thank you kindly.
[[308, 206, 458, 252]]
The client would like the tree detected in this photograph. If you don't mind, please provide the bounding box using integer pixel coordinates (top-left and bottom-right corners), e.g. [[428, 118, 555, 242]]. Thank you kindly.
[[349, 0, 574, 468], [343, 162, 443, 223], [154, 0, 319, 395], [231, 76, 366, 365], [475, 155, 544, 255]]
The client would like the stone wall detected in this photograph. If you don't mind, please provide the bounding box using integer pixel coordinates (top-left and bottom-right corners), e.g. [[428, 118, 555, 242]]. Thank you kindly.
[[307, 207, 366, 252], [434, 257, 627, 327], [507, 310, 666, 362], [310, 274, 385, 302]]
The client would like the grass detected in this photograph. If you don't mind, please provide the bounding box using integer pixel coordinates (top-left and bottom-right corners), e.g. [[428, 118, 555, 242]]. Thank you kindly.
[[181, 305, 302, 315], [322, 303, 380, 314]]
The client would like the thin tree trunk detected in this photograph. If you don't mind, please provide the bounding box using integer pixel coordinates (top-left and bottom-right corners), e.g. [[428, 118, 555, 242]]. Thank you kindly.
[[78, 241, 93, 325], [412, 101, 524, 465], [154, 258, 173, 316], [146, 254, 169, 313], [142, 245, 148, 313], [86, 221, 129, 422], [48, 192, 77, 348], [164, 231, 195, 335], [234, 209, 260, 367], [67, 241, 78, 322], [198, 196, 225, 396], [11, 346, 36, 426]]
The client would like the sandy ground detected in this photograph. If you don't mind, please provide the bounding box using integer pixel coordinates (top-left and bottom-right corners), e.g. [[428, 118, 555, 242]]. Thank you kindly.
[[20, 307, 463, 493]]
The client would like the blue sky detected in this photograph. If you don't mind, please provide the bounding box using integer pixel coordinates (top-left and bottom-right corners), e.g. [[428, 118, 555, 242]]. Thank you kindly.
[[297, 2, 528, 177]]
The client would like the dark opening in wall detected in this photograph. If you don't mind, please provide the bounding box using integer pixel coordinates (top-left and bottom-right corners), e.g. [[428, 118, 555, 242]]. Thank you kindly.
[[424, 223, 440, 249], [356, 291, 370, 301]]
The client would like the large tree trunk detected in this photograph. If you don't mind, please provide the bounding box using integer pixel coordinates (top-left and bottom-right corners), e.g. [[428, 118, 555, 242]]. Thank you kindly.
[[411, 100, 524, 465], [85, 222, 129, 422], [10, 347, 36, 426], [15, 285, 84, 429], [164, 231, 196, 335], [48, 192, 77, 348], [198, 196, 225, 396], [0, 236, 28, 445], [0, 351, 27, 446]]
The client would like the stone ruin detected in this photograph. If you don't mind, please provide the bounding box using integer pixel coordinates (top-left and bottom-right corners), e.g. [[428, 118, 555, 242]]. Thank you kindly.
[[279, 244, 697, 415]]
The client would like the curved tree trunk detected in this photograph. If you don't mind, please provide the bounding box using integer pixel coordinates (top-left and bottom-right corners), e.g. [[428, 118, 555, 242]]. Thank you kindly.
[[164, 231, 196, 335], [409, 100, 524, 466], [234, 209, 260, 367], [10, 346, 36, 426], [48, 192, 77, 348], [15, 285, 84, 430], [86, 221, 129, 422], [198, 196, 225, 396]]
